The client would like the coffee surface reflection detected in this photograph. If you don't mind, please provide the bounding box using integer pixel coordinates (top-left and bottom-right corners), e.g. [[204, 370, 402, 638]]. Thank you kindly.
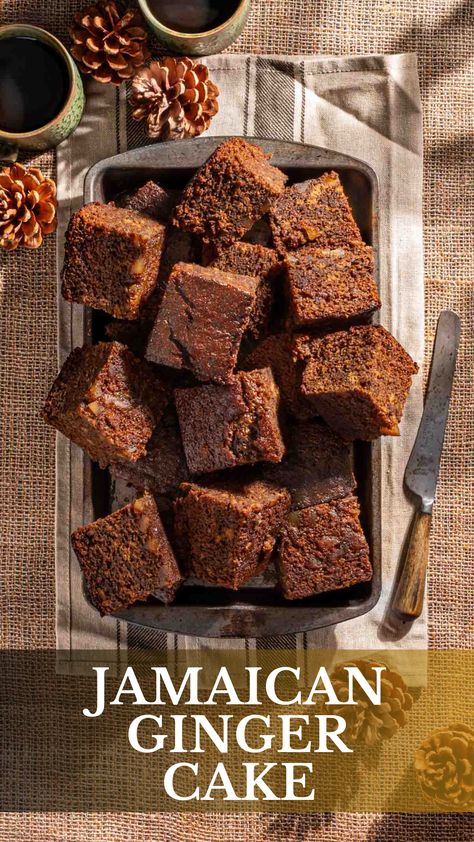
[[145, 0, 241, 34], [0, 36, 70, 134]]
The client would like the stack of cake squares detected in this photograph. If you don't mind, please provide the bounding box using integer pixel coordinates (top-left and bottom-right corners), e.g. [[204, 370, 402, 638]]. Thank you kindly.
[[42, 138, 417, 615]]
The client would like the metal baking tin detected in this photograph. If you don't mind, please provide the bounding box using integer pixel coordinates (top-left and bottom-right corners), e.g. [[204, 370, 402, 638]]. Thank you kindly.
[[79, 136, 381, 637]]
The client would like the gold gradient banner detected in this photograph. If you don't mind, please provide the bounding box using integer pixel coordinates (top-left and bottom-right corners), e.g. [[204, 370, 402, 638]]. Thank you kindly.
[[1, 650, 473, 812]]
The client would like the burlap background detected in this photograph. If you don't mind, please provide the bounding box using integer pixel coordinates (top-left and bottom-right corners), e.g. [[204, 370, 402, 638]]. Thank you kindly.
[[0, 0, 473, 839]]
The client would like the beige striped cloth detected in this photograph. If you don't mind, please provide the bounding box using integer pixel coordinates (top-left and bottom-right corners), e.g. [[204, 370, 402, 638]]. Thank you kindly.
[[55, 53, 426, 671]]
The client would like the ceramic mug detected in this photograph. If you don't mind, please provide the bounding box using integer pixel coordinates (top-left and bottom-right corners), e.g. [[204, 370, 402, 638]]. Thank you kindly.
[[0, 24, 85, 162], [137, 0, 250, 56]]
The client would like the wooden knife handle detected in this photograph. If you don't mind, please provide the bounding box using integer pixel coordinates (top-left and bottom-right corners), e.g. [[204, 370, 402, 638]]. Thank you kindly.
[[392, 510, 432, 621]]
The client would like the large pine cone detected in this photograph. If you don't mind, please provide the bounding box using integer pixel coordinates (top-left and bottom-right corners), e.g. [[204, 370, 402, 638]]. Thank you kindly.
[[129, 57, 219, 141], [70, 0, 150, 85], [0, 164, 57, 251], [415, 723, 474, 808], [329, 658, 413, 746]]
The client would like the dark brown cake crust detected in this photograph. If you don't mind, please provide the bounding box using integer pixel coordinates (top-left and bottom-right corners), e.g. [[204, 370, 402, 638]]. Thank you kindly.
[[42, 341, 168, 468], [110, 410, 189, 495], [172, 138, 287, 246], [263, 420, 355, 510], [175, 368, 285, 475], [277, 495, 372, 600], [242, 332, 316, 421], [211, 241, 281, 340], [284, 242, 380, 328], [61, 202, 166, 320], [72, 493, 183, 615], [146, 261, 257, 384], [174, 478, 290, 589], [113, 180, 177, 222], [300, 325, 418, 441], [269, 172, 362, 255]]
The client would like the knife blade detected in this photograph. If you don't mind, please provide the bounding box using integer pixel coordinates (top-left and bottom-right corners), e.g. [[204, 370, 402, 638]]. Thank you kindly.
[[393, 310, 460, 621], [404, 310, 461, 513]]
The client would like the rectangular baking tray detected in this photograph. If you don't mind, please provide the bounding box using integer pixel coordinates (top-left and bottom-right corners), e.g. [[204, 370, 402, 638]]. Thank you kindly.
[[80, 136, 381, 638]]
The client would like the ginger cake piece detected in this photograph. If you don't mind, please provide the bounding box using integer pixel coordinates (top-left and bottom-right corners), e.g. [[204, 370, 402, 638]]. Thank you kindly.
[[172, 138, 287, 246], [211, 241, 281, 340], [42, 341, 168, 468], [277, 495, 372, 600], [242, 332, 316, 421], [113, 180, 177, 221], [264, 420, 355, 510], [285, 242, 379, 328], [174, 478, 290, 589], [110, 410, 189, 495], [105, 228, 198, 357], [146, 262, 257, 384], [61, 202, 166, 319], [269, 171, 362, 255], [175, 368, 285, 475], [72, 493, 183, 615], [301, 325, 418, 440]]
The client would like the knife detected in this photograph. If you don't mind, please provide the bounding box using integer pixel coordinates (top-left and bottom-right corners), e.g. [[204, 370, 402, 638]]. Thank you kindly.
[[392, 310, 461, 621]]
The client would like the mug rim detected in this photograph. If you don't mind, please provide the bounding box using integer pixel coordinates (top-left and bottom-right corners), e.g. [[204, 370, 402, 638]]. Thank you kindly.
[[0, 23, 77, 140], [138, 0, 248, 39]]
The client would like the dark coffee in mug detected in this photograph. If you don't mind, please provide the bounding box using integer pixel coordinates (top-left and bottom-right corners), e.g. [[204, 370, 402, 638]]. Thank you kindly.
[[145, 0, 241, 34], [0, 36, 70, 133]]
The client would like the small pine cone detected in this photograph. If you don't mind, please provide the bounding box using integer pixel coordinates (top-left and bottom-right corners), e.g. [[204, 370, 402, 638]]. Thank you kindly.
[[415, 723, 474, 808], [70, 0, 150, 85], [129, 57, 219, 141], [329, 658, 413, 747], [0, 164, 57, 251]]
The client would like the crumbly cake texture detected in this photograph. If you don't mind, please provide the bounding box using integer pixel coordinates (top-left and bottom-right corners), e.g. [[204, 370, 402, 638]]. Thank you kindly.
[[175, 368, 285, 475], [61, 202, 166, 320], [110, 410, 189, 495], [172, 138, 287, 246], [174, 478, 290, 589], [146, 261, 257, 384], [269, 171, 363, 255], [284, 242, 380, 328], [114, 180, 177, 222], [301, 325, 418, 440], [211, 241, 281, 340], [263, 420, 355, 510], [42, 341, 168, 468], [277, 495, 372, 600], [242, 332, 316, 421], [105, 228, 198, 357], [72, 493, 183, 615]]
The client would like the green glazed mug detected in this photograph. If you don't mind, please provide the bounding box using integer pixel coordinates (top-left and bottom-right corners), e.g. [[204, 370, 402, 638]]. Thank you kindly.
[[138, 0, 250, 56], [0, 24, 85, 162]]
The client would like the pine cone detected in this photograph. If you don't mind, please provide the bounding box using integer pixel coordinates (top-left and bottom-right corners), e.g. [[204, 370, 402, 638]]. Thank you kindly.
[[415, 723, 474, 808], [0, 164, 57, 251], [129, 57, 219, 141], [329, 658, 413, 746], [70, 0, 150, 85]]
